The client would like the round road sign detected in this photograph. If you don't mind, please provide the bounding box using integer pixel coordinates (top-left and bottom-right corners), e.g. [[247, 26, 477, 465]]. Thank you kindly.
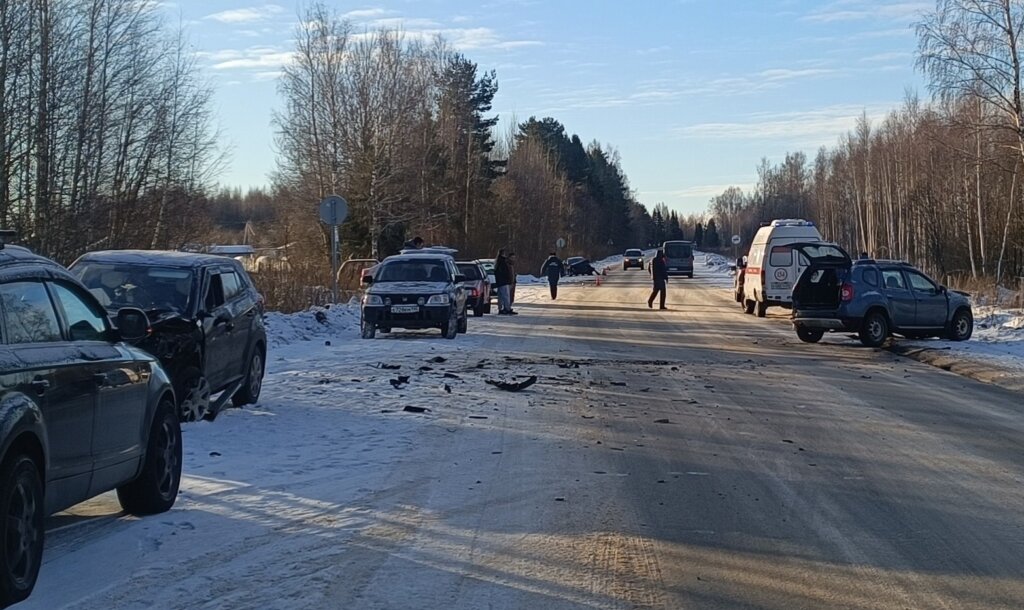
[[731, 234, 742, 245], [319, 195, 348, 225], [556, 237, 567, 249]]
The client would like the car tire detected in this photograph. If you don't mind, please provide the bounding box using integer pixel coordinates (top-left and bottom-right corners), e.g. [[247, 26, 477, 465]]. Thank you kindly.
[[231, 346, 265, 408], [116, 398, 181, 516], [859, 310, 889, 347], [457, 312, 468, 334], [442, 309, 458, 339], [743, 298, 755, 315], [361, 319, 376, 340], [948, 308, 973, 341], [177, 367, 210, 423], [0, 453, 44, 608], [483, 303, 492, 315], [755, 300, 768, 318], [687, 273, 693, 279], [473, 303, 484, 317], [796, 326, 825, 343]]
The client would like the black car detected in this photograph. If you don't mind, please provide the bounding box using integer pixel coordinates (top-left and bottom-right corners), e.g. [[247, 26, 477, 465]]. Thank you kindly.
[[791, 244, 974, 346], [70, 251, 267, 422], [0, 239, 180, 607], [567, 257, 598, 276], [360, 253, 469, 339]]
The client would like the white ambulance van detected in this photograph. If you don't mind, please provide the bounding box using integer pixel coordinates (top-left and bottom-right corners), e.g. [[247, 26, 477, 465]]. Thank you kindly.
[[737, 219, 823, 317]]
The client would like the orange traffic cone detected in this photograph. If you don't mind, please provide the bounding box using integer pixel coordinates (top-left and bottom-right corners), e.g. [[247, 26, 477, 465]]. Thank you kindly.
[[596, 275, 602, 286]]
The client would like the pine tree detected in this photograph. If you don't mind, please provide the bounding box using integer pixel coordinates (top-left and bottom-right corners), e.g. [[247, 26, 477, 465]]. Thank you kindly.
[[705, 218, 721, 248], [694, 222, 704, 247]]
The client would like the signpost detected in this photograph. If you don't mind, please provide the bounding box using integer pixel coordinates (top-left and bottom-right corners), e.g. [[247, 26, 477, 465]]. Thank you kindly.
[[319, 195, 349, 303]]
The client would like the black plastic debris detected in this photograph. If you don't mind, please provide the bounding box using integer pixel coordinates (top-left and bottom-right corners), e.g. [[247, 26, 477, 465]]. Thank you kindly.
[[485, 376, 538, 392]]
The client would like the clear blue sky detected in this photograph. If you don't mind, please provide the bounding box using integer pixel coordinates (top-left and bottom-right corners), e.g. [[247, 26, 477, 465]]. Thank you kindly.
[[164, 0, 929, 215]]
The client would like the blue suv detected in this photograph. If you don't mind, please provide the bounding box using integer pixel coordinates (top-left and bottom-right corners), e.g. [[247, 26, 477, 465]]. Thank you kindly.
[[790, 243, 974, 347]]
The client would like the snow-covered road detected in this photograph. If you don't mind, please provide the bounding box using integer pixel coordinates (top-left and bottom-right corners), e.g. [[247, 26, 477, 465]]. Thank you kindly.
[[25, 260, 1024, 609]]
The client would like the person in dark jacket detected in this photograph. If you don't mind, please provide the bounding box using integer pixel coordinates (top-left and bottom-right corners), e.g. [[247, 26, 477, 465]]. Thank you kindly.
[[403, 236, 424, 249], [494, 249, 516, 315], [648, 249, 668, 310], [540, 252, 565, 299]]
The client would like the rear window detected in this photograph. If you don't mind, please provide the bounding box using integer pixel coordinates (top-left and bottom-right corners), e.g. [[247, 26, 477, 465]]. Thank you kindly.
[[769, 246, 793, 267], [664, 243, 692, 259], [861, 268, 879, 287], [457, 264, 483, 280]]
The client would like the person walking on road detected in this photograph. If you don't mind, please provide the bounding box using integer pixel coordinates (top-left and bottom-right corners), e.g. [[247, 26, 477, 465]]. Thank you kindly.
[[648, 249, 668, 310], [508, 252, 518, 307], [494, 249, 517, 315], [540, 252, 565, 299]]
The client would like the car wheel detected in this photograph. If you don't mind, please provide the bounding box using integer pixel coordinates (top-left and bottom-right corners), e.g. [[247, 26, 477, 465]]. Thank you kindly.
[[755, 300, 768, 318], [442, 309, 458, 339], [483, 303, 492, 315], [231, 346, 265, 408], [473, 304, 484, 317], [380, 327, 391, 334], [796, 326, 825, 343], [743, 298, 755, 315], [0, 453, 43, 607], [859, 310, 889, 347], [178, 367, 210, 423], [360, 318, 376, 340], [457, 313, 468, 333], [948, 308, 973, 341], [116, 398, 182, 515]]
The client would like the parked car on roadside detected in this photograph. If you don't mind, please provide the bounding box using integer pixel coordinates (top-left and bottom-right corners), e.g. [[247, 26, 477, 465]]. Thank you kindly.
[[478, 259, 497, 304], [662, 240, 694, 278], [0, 239, 181, 608], [567, 257, 598, 276], [69, 251, 267, 423], [790, 243, 974, 347], [622, 249, 645, 270], [457, 261, 491, 316], [360, 252, 469, 339]]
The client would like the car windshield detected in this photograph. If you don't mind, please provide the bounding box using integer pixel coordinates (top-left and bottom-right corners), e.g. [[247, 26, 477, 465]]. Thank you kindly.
[[664, 243, 692, 258], [72, 263, 194, 314], [457, 263, 483, 280], [377, 260, 451, 282], [625, 249, 642, 256], [567, 257, 584, 265], [479, 261, 495, 274]]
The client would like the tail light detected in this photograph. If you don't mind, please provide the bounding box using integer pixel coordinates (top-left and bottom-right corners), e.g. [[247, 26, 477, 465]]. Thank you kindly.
[[841, 283, 855, 302], [470, 288, 479, 297], [257, 293, 266, 313], [760, 267, 766, 286]]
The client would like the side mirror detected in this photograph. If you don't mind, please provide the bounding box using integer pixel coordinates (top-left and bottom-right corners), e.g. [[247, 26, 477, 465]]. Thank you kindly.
[[361, 275, 373, 285], [115, 308, 150, 342], [454, 274, 467, 283], [736, 258, 746, 269], [938, 285, 947, 294]]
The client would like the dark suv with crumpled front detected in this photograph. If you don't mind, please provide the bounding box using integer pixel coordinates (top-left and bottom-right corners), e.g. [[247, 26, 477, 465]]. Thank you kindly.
[[361, 253, 468, 339], [70, 251, 267, 422], [790, 243, 974, 347]]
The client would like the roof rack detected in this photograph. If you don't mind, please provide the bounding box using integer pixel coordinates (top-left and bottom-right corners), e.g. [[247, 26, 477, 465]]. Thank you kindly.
[[0, 229, 16, 250]]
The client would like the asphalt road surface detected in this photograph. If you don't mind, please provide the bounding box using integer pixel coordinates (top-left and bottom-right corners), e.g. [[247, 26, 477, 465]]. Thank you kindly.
[[31, 267, 1024, 610]]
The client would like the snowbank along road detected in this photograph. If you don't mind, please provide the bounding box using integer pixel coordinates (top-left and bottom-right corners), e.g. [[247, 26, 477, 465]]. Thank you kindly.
[[25, 262, 1024, 609]]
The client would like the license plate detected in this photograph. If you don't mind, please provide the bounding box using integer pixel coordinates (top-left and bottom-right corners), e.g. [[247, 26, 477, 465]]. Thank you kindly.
[[391, 305, 418, 314], [771, 282, 790, 290]]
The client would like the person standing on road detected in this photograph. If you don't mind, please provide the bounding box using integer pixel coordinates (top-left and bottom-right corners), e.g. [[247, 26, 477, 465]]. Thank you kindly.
[[494, 249, 517, 315], [540, 252, 565, 299], [648, 249, 668, 310]]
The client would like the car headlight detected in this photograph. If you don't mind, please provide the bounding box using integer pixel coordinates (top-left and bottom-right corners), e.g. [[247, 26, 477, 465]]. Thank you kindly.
[[426, 294, 450, 305], [363, 295, 383, 306]]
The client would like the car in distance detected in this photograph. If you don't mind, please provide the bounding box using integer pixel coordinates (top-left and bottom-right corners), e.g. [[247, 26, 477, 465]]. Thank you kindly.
[[478, 259, 498, 304], [662, 240, 694, 278], [70, 251, 267, 422], [457, 261, 491, 316], [622, 249, 645, 270], [360, 252, 469, 339], [790, 243, 974, 347], [0, 239, 181, 607]]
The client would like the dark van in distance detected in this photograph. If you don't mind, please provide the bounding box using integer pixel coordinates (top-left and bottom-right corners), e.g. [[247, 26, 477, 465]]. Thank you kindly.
[[662, 240, 694, 278]]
